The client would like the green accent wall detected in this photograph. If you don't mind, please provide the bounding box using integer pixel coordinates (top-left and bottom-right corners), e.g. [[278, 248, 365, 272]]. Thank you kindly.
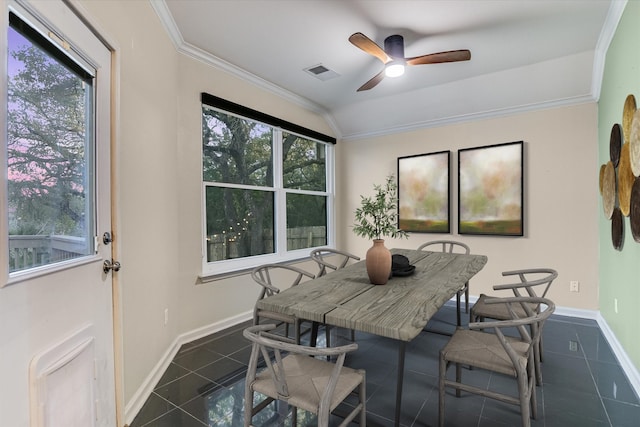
[[598, 0, 640, 372]]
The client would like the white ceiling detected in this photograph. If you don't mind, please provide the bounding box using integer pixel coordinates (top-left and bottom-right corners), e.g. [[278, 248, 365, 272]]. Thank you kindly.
[[153, 0, 622, 140]]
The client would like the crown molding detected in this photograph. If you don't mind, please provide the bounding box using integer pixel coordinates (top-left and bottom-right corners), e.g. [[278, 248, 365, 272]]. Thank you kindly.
[[339, 94, 597, 142], [591, 0, 628, 101], [150, 0, 340, 138]]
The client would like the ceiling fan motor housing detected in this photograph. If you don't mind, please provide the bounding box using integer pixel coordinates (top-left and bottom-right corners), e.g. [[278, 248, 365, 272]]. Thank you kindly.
[[384, 35, 405, 59]]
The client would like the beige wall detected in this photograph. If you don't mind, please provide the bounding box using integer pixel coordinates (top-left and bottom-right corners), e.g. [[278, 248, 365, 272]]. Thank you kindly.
[[337, 103, 599, 310]]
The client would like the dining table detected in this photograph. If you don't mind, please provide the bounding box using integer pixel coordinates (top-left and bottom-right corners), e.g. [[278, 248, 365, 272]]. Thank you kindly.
[[255, 248, 488, 427]]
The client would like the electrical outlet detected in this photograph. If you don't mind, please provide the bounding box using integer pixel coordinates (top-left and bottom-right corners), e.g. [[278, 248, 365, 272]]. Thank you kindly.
[[164, 308, 169, 325], [569, 340, 579, 352], [570, 281, 580, 292], [614, 298, 618, 314]]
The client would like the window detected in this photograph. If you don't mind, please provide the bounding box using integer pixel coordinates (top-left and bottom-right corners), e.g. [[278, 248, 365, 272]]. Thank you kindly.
[[201, 94, 335, 276], [5, 10, 96, 277]]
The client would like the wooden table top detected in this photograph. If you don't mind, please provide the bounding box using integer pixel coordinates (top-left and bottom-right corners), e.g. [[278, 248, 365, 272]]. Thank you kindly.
[[256, 248, 488, 341]]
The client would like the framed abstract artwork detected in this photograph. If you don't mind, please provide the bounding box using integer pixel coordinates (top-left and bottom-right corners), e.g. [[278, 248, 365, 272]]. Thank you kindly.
[[458, 141, 524, 236], [397, 150, 450, 233]]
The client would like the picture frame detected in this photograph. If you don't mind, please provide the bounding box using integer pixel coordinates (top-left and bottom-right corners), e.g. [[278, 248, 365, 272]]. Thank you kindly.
[[397, 150, 450, 233], [458, 141, 524, 236]]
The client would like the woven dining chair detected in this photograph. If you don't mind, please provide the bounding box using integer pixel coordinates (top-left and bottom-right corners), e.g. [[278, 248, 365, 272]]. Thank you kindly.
[[310, 248, 361, 343], [310, 248, 361, 277], [439, 296, 555, 427], [251, 264, 317, 344], [470, 268, 557, 384], [417, 240, 471, 326], [243, 324, 366, 427]]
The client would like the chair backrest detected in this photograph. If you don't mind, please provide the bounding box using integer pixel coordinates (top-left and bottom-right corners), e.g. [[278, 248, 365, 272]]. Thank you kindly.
[[417, 240, 470, 254], [251, 264, 315, 301], [310, 248, 360, 277], [243, 324, 358, 406], [493, 268, 558, 298], [469, 296, 555, 366]]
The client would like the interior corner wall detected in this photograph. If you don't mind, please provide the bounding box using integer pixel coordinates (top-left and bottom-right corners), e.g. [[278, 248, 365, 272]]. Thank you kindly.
[[336, 103, 599, 311], [597, 0, 640, 373]]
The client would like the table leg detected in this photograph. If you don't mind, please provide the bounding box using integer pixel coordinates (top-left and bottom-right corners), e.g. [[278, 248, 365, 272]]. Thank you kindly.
[[310, 321, 319, 347], [395, 340, 406, 427]]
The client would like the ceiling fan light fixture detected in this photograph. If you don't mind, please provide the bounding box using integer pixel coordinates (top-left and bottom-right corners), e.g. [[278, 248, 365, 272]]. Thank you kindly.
[[385, 60, 405, 78]]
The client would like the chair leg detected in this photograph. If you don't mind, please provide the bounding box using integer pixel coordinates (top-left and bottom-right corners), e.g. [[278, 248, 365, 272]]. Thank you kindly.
[[456, 292, 462, 327], [455, 362, 462, 397], [534, 343, 543, 385], [438, 355, 447, 427], [243, 389, 253, 427], [359, 372, 367, 426], [517, 368, 532, 427]]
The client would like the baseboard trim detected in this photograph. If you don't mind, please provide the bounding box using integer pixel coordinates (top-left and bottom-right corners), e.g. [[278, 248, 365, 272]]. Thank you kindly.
[[596, 312, 640, 401], [124, 310, 253, 425]]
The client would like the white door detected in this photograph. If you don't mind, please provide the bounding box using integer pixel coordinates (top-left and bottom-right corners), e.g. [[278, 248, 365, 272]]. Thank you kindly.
[[1, 1, 117, 426]]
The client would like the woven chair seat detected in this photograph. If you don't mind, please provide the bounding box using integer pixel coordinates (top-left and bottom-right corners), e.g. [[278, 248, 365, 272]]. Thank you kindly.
[[473, 293, 538, 321], [441, 329, 529, 377], [253, 354, 364, 413]]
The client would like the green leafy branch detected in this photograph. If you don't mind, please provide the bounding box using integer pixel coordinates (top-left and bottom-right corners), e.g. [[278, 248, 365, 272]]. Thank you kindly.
[[352, 175, 408, 241]]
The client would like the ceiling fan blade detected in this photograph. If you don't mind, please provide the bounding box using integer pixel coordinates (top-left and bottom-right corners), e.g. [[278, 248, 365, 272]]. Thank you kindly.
[[357, 69, 386, 92], [406, 49, 471, 66], [349, 32, 390, 64]]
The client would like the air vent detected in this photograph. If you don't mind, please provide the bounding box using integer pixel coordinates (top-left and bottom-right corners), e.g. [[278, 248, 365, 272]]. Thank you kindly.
[[304, 64, 340, 81]]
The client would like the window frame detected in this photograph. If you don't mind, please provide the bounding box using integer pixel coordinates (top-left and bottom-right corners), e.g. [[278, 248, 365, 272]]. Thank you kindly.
[[200, 95, 336, 279], [2, 1, 103, 285]]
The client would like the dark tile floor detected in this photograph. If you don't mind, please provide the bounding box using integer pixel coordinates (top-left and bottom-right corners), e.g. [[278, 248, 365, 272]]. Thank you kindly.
[[130, 304, 640, 427]]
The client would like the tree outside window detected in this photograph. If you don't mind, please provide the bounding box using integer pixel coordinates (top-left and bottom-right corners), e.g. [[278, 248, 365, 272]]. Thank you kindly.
[[7, 17, 94, 273]]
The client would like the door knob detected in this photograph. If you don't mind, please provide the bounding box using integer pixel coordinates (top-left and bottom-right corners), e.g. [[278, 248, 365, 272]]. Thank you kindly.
[[103, 259, 121, 274]]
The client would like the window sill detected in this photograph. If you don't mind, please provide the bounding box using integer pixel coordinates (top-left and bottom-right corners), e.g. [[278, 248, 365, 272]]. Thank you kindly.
[[198, 255, 311, 284]]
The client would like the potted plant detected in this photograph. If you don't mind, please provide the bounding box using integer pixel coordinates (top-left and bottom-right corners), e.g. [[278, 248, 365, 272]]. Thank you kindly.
[[353, 174, 408, 284]]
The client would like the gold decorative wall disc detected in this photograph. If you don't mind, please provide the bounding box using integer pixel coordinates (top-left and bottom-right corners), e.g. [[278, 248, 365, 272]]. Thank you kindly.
[[599, 164, 606, 194], [610, 123, 622, 167], [619, 143, 634, 216], [602, 161, 616, 219], [623, 94, 636, 145], [630, 109, 640, 176]]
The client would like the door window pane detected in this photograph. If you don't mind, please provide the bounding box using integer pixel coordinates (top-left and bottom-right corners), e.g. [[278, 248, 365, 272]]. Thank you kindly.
[[7, 17, 94, 273]]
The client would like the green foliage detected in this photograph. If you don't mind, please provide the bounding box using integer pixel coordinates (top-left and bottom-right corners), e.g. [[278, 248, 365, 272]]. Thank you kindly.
[[353, 175, 408, 241]]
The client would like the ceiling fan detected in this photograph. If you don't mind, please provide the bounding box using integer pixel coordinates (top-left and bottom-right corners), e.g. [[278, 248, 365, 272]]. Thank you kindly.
[[348, 32, 471, 91]]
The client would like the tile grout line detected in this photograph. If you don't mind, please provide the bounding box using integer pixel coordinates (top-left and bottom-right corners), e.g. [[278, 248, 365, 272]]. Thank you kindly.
[[575, 329, 614, 427]]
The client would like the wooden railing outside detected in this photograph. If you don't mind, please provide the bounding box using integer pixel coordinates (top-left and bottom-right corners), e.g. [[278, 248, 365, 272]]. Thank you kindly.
[[207, 226, 326, 261], [9, 235, 89, 272]]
